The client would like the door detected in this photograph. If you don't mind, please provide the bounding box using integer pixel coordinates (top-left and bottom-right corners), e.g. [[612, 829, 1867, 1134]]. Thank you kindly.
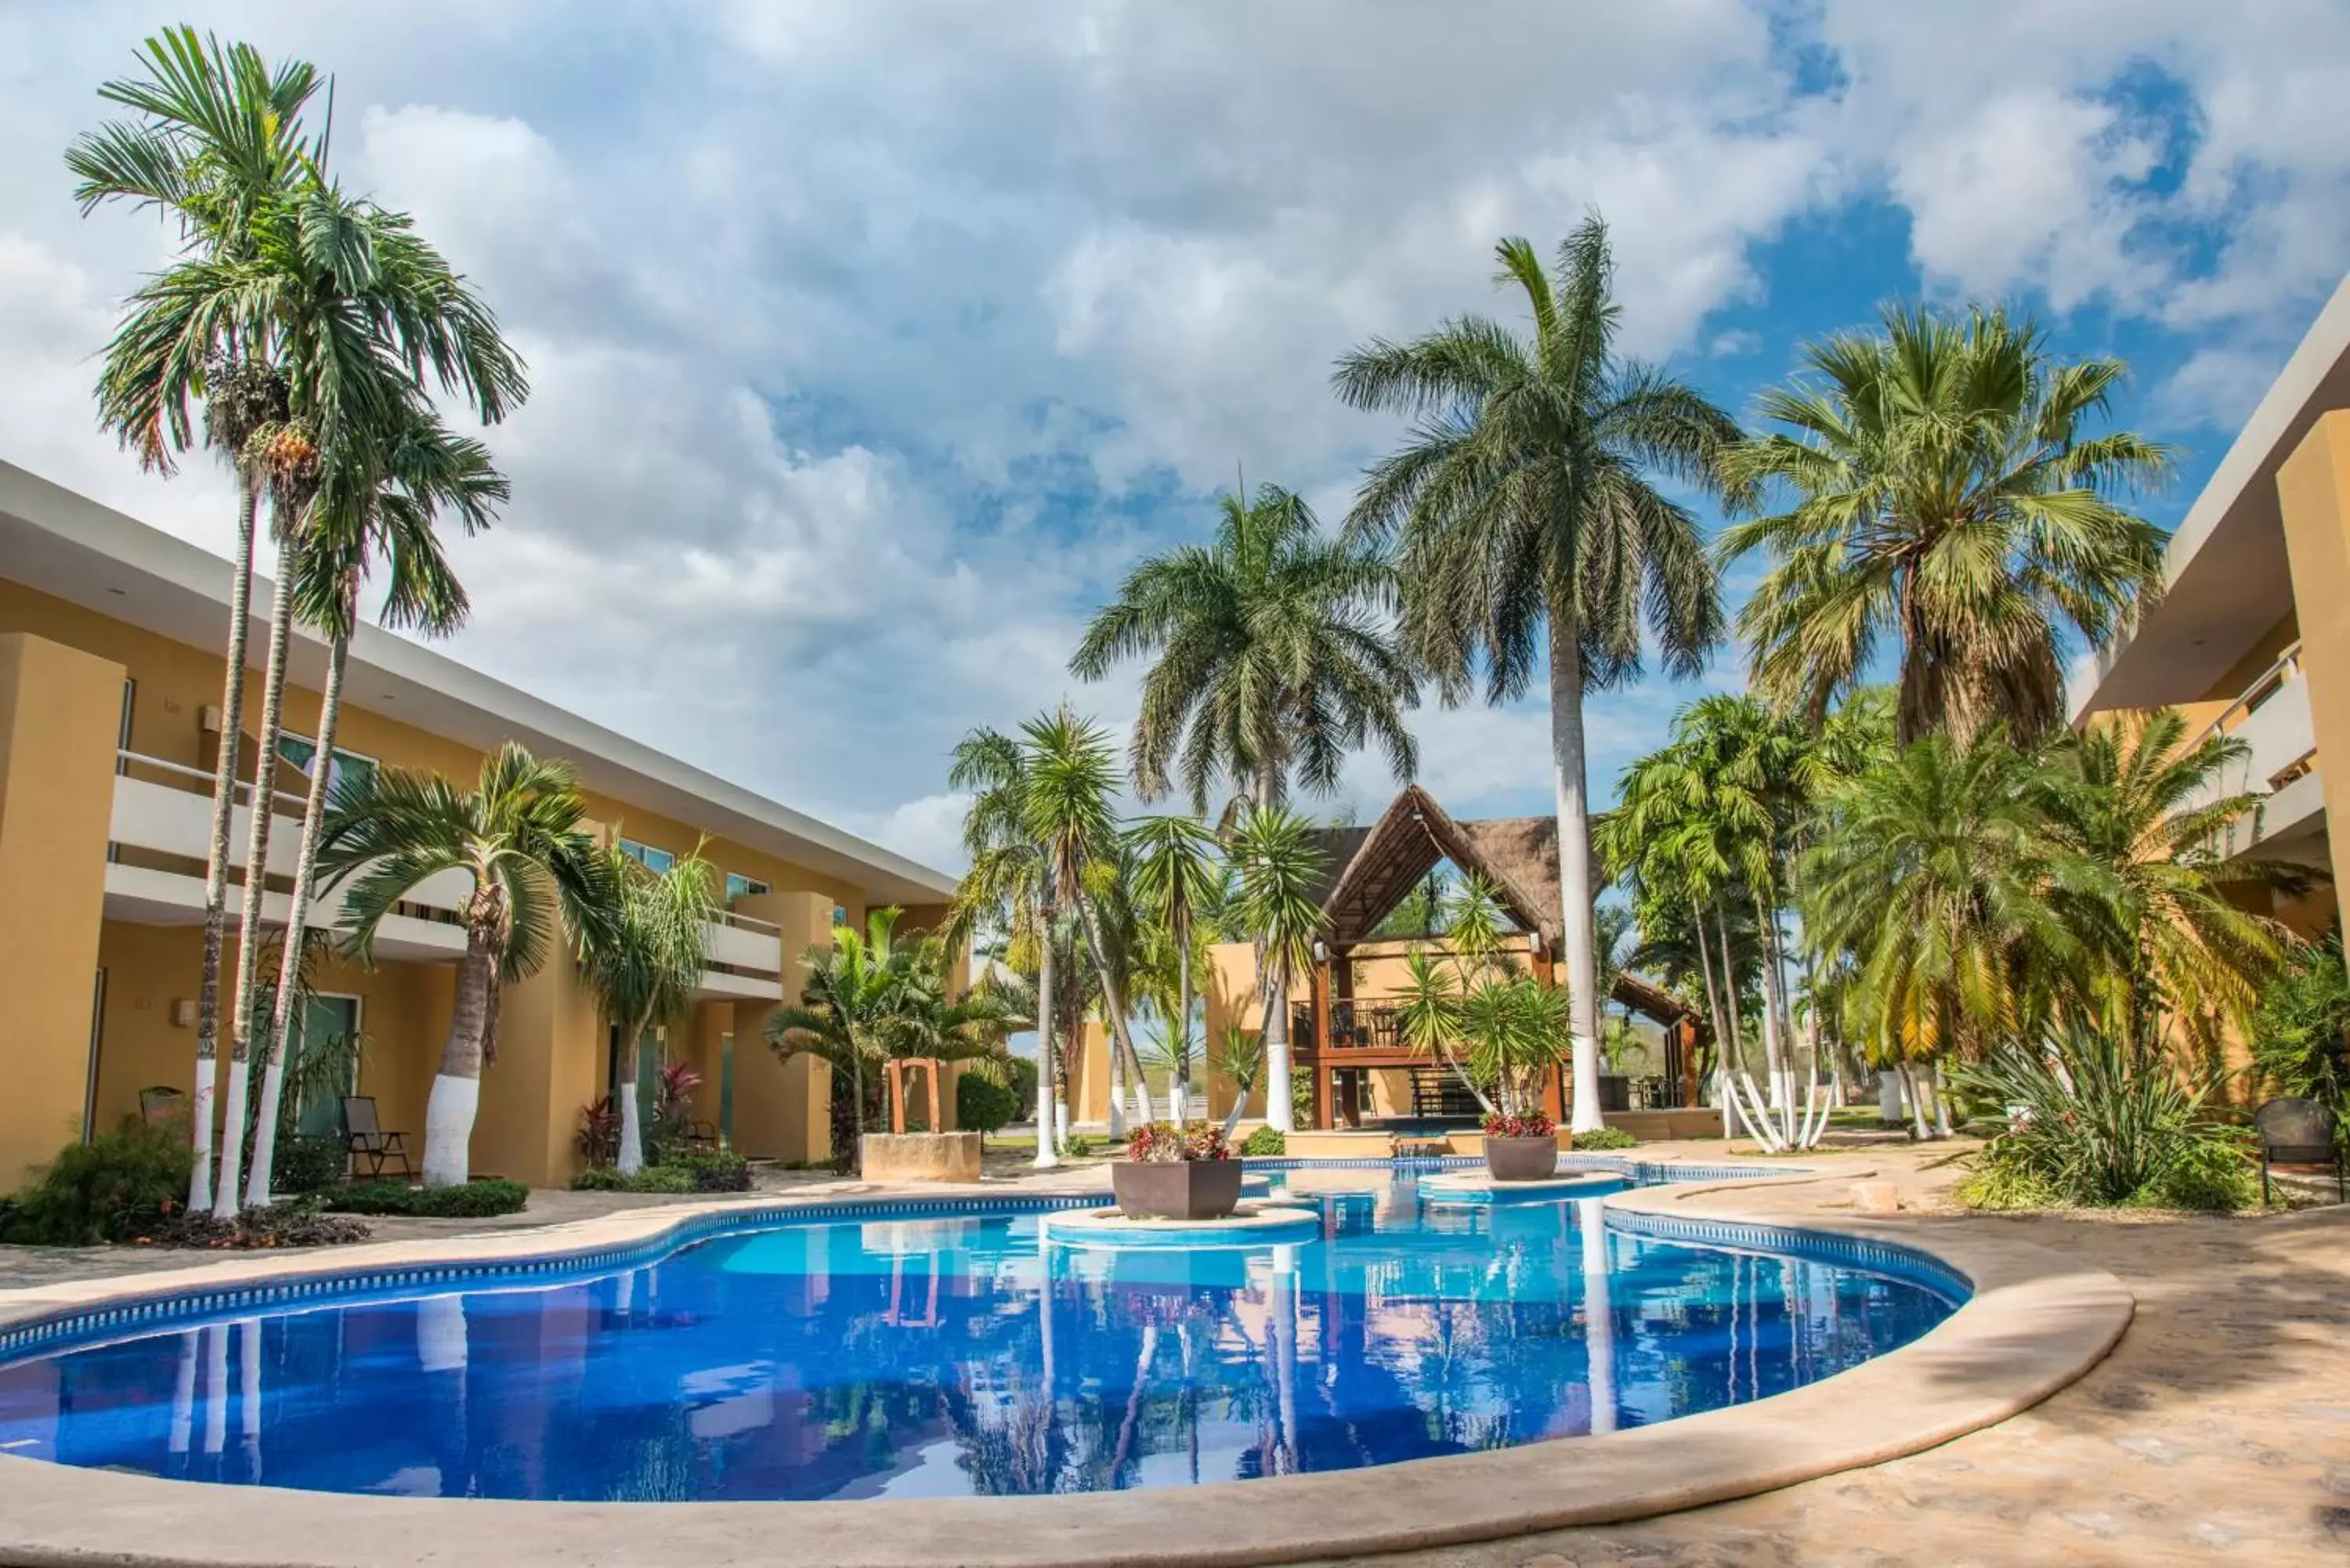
[[292, 995, 363, 1138]]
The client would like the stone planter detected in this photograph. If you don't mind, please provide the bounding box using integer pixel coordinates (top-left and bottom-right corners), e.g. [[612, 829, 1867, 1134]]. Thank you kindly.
[[1112, 1158, 1244, 1219], [859, 1131, 983, 1183], [1484, 1133, 1560, 1183]]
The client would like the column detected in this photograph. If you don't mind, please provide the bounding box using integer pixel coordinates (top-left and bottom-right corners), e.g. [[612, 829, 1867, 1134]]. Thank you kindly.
[[2280, 410, 2350, 900]]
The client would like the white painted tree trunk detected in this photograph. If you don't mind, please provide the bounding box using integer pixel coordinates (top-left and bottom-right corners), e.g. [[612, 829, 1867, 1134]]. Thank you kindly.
[[617, 1021, 647, 1176], [422, 1073, 479, 1187], [1547, 617, 1605, 1134], [1032, 911, 1059, 1169], [1930, 1060, 1954, 1138], [1692, 911, 1736, 1139], [416, 1295, 468, 1374], [1108, 1020, 1129, 1139], [1579, 1195, 1618, 1434], [1878, 1065, 1904, 1122], [1264, 966, 1295, 1132], [1901, 1063, 1932, 1141]]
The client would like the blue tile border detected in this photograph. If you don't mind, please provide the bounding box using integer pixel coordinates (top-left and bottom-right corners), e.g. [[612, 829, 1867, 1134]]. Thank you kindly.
[[0, 1158, 1899, 1363]]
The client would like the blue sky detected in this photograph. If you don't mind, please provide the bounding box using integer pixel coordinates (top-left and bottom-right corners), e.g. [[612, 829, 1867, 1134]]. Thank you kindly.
[[2, 2, 2347, 873]]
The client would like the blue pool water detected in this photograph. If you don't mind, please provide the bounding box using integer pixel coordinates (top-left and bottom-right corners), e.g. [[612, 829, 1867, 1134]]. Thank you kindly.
[[0, 1171, 1959, 1501]]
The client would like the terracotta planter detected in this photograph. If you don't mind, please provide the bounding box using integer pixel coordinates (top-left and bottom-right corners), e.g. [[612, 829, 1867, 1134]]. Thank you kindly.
[[1484, 1134, 1560, 1183], [1112, 1158, 1244, 1219]]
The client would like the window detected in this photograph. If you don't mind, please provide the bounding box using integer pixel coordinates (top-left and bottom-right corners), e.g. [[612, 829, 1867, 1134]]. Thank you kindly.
[[725, 873, 770, 901], [832, 904, 850, 927], [620, 837, 676, 873], [277, 732, 377, 802]]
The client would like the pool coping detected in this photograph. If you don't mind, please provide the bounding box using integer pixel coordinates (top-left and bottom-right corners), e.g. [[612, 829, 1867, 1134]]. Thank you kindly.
[[0, 1158, 2134, 1568]]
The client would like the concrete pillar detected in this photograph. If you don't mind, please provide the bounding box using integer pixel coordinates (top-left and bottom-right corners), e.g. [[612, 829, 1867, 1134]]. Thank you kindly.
[[0, 634, 128, 1185], [2278, 411, 2350, 900], [732, 891, 834, 1165], [472, 938, 601, 1187]]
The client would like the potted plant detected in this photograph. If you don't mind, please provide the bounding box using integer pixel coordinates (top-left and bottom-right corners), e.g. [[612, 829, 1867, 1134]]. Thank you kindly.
[[1111, 1120, 1242, 1219], [1481, 1109, 1564, 1180]]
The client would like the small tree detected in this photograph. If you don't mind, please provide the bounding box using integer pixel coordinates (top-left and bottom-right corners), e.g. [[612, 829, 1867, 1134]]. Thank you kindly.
[[575, 840, 718, 1176], [956, 1073, 1021, 1149]]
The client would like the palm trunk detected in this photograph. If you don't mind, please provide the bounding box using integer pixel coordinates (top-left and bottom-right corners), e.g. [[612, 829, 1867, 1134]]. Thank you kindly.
[[1751, 893, 1790, 1136], [189, 479, 260, 1212], [1878, 1057, 1905, 1122], [246, 608, 352, 1208], [425, 937, 495, 1187], [1692, 905, 1735, 1139], [1107, 1008, 1129, 1139], [1032, 901, 1059, 1169], [1546, 616, 1604, 1134], [1174, 928, 1192, 1124], [617, 1012, 651, 1176], [1930, 1059, 1954, 1138], [1901, 1060, 1931, 1141], [1253, 773, 1296, 1134], [215, 532, 300, 1219], [1074, 898, 1155, 1125]]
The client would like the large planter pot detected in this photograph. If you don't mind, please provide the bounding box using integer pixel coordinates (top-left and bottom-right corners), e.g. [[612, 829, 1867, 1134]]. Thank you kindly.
[[1484, 1134, 1560, 1183], [1112, 1158, 1244, 1219]]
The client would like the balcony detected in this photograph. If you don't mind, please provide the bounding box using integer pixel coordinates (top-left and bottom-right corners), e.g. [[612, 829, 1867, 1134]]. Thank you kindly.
[[103, 750, 788, 993], [2187, 645, 2326, 862]]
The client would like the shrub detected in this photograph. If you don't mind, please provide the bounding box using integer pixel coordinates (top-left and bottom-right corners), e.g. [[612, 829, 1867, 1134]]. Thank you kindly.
[[2, 1118, 193, 1245], [570, 1165, 693, 1194], [1571, 1125, 1638, 1151], [1238, 1126, 1285, 1156], [150, 1200, 372, 1249], [2250, 935, 2350, 1133], [576, 1097, 621, 1166], [271, 1134, 349, 1196], [1952, 1149, 2066, 1211], [2131, 1135, 2259, 1212], [1290, 1074, 1315, 1131], [326, 1179, 530, 1218], [1126, 1120, 1231, 1162], [1481, 1111, 1555, 1139], [1065, 1133, 1108, 1158], [956, 1074, 1021, 1143], [674, 1148, 752, 1192]]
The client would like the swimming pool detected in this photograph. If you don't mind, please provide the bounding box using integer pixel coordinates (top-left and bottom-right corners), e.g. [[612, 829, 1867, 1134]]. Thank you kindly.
[[0, 1169, 1961, 1501]]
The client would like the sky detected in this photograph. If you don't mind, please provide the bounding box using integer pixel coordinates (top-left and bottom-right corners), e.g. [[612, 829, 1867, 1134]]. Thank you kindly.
[[2, 2, 2346, 876]]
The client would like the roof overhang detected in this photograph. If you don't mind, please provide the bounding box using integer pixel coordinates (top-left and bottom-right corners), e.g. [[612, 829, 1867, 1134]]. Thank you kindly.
[[0, 458, 956, 905]]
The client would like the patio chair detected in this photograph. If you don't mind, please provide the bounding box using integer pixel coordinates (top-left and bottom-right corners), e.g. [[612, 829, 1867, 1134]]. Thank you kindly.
[[2253, 1097, 2345, 1204], [343, 1096, 414, 1180], [138, 1085, 187, 1127]]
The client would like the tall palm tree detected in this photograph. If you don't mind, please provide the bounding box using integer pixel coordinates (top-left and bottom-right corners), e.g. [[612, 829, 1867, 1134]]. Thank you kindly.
[[1125, 813, 1221, 1122], [1021, 708, 1156, 1129], [1225, 804, 1326, 1129], [949, 724, 1061, 1165], [71, 29, 321, 1213], [1719, 302, 2171, 748], [2040, 709, 2301, 1057], [1336, 218, 1739, 1133], [243, 414, 504, 1203], [318, 744, 616, 1185], [577, 843, 719, 1176]]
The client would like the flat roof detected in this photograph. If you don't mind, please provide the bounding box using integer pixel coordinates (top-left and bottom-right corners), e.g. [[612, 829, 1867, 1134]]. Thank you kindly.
[[0, 457, 957, 905], [2077, 271, 2350, 715]]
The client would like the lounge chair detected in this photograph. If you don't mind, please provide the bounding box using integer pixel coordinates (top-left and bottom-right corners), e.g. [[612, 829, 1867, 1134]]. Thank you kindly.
[[2253, 1097, 2344, 1204], [343, 1096, 413, 1180]]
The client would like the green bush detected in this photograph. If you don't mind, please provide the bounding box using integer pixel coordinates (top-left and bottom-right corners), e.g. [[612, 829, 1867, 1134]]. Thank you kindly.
[[326, 1179, 529, 1217], [2131, 1135, 2259, 1212], [1952, 1150, 2066, 1211], [1065, 1133, 1108, 1158], [1290, 1075, 1316, 1131], [569, 1165, 693, 1194], [1571, 1126, 1638, 1151], [271, 1134, 349, 1196], [1238, 1125, 1286, 1156], [672, 1148, 752, 1192], [2250, 934, 2350, 1133], [956, 1074, 1021, 1142], [2, 1118, 193, 1245]]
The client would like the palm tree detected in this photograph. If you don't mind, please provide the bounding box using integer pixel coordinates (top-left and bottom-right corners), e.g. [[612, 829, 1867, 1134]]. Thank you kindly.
[[770, 909, 908, 1161], [1021, 708, 1155, 1130], [1070, 482, 1417, 813], [949, 724, 1062, 1165], [1336, 217, 1740, 1133], [2040, 709, 2301, 1057], [70, 29, 321, 1213], [1125, 813, 1221, 1122], [576, 843, 719, 1176], [318, 744, 616, 1184], [242, 414, 504, 1203], [1226, 803, 1326, 1129], [1719, 302, 2171, 748], [1213, 1025, 1264, 1138]]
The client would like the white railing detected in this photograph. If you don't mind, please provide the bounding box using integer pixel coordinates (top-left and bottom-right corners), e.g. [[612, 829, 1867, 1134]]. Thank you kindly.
[[710, 907, 782, 937], [116, 748, 309, 813], [2182, 644, 2323, 856]]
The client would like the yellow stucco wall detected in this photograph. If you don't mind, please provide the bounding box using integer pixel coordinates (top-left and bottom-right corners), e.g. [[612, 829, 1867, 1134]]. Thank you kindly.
[[2279, 410, 2350, 901], [0, 634, 124, 1186]]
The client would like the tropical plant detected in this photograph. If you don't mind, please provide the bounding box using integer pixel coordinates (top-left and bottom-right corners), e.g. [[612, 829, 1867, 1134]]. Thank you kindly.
[[1125, 1120, 1231, 1163], [326, 1178, 530, 1218], [575, 840, 719, 1176], [1391, 948, 1488, 1115], [1336, 216, 1740, 1133], [2248, 934, 2350, 1134], [1213, 1024, 1265, 1138], [317, 744, 616, 1185], [1238, 1125, 1285, 1156], [957, 1072, 1022, 1147], [1224, 802, 1327, 1129], [1719, 302, 2169, 748], [1126, 812, 1221, 1122], [1460, 974, 1571, 1118], [0, 1118, 194, 1245]]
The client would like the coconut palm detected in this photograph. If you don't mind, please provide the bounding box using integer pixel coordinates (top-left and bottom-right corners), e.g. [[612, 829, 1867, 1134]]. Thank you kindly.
[[1125, 813, 1221, 1122], [1225, 803, 1326, 1129], [576, 843, 719, 1176], [1336, 217, 1740, 1133], [318, 744, 616, 1184], [1719, 303, 2171, 748], [2039, 709, 2301, 1056], [1022, 708, 1155, 1129], [242, 414, 504, 1203]]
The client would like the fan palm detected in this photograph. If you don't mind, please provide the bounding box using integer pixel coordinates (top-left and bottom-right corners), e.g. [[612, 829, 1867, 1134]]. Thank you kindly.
[[576, 843, 719, 1176], [1225, 803, 1327, 1129], [1336, 217, 1739, 1133], [1719, 302, 2170, 747], [317, 744, 616, 1184], [243, 413, 505, 1203]]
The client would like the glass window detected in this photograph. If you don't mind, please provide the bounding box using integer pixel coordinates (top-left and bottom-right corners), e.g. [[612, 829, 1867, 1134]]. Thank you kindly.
[[620, 837, 676, 873], [725, 873, 770, 901], [278, 732, 377, 802]]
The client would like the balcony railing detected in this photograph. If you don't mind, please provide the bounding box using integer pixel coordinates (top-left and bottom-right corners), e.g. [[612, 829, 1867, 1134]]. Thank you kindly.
[[1292, 999, 1413, 1053], [2182, 641, 2323, 857]]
